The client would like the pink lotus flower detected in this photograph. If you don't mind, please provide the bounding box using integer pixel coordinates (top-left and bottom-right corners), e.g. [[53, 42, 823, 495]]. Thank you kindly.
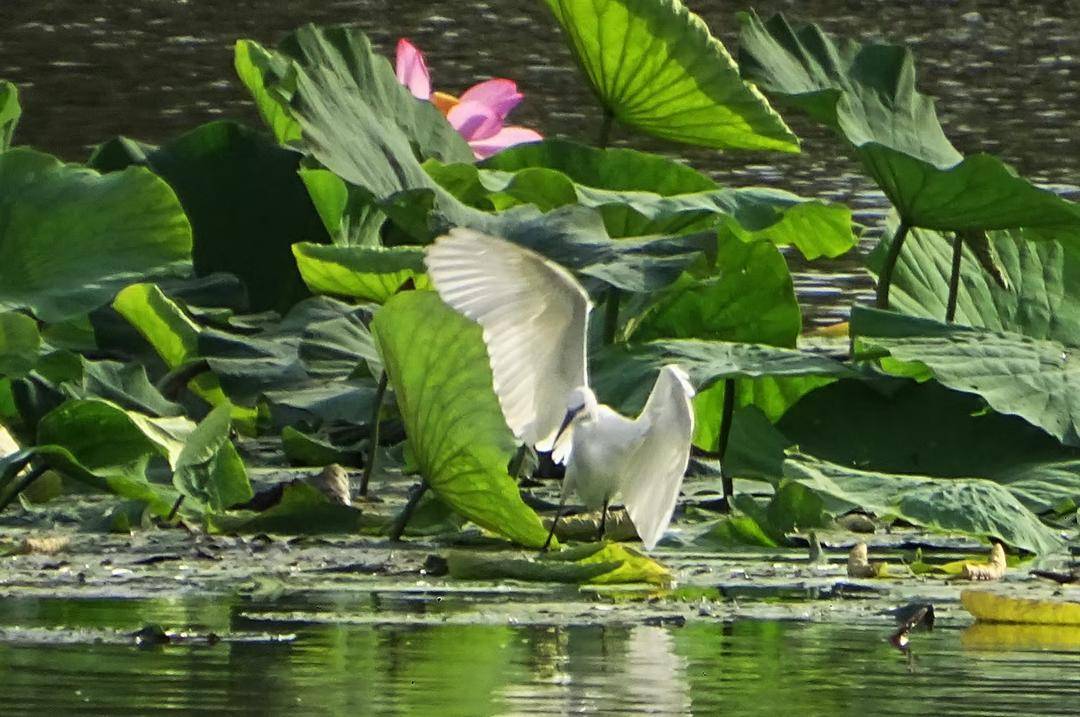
[[395, 39, 542, 160]]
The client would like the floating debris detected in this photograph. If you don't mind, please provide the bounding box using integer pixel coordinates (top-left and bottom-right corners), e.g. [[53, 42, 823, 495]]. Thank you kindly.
[[960, 543, 1006, 581], [847, 543, 887, 578]]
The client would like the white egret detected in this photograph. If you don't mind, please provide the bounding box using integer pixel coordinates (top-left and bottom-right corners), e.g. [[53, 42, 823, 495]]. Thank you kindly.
[[425, 228, 695, 550]]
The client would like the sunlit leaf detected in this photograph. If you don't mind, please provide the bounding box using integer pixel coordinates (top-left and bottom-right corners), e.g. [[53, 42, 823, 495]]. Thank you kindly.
[[293, 243, 429, 303], [113, 283, 258, 432], [0, 80, 20, 150], [234, 39, 301, 145], [447, 542, 671, 586], [867, 220, 1080, 343], [371, 291, 550, 547], [630, 233, 800, 346], [543, 0, 797, 151]]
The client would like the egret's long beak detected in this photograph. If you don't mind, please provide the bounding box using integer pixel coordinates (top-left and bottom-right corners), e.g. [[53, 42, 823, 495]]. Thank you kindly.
[[553, 407, 580, 444]]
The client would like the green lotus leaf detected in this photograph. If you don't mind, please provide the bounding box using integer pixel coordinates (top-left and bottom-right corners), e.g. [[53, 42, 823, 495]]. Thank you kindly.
[[447, 542, 671, 585], [781, 453, 1061, 555], [779, 379, 1080, 513], [629, 233, 800, 346], [239, 25, 471, 207], [299, 168, 385, 246], [0, 80, 19, 150], [0, 148, 192, 322], [293, 243, 430, 303], [90, 121, 330, 312], [591, 338, 852, 449], [172, 403, 252, 512], [867, 220, 1080, 344], [64, 358, 185, 419], [370, 291, 550, 547], [0, 398, 195, 516], [852, 306, 1080, 447], [429, 141, 856, 258], [0, 312, 40, 378], [112, 283, 258, 433], [739, 12, 1080, 235], [542, 0, 797, 151], [234, 39, 302, 145]]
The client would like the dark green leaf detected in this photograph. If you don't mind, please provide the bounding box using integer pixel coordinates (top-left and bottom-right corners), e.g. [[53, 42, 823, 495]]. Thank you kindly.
[[629, 233, 800, 346], [91, 121, 330, 312], [852, 307, 1080, 447], [739, 12, 1080, 235], [0, 312, 40, 378]]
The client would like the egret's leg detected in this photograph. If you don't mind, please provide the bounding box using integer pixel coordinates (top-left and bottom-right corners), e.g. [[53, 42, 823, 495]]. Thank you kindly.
[[542, 496, 567, 551], [597, 498, 610, 541]]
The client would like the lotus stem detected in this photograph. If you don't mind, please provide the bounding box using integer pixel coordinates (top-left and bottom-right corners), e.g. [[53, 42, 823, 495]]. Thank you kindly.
[[388, 480, 429, 541], [359, 371, 388, 496], [945, 232, 966, 323], [875, 222, 911, 309], [716, 378, 737, 512], [0, 464, 47, 514], [598, 109, 614, 149], [601, 288, 621, 344]]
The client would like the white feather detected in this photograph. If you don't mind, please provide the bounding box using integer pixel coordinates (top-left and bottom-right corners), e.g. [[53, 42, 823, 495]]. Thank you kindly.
[[425, 228, 591, 451], [620, 366, 696, 550], [426, 230, 695, 550]]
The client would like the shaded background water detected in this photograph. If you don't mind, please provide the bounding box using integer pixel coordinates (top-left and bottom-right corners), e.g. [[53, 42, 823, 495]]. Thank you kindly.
[[1, 0, 1079, 324], [2, 595, 1080, 715]]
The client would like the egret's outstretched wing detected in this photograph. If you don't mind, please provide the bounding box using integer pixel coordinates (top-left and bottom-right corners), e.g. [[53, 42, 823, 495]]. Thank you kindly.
[[425, 228, 591, 451], [622, 365, 695, 550]]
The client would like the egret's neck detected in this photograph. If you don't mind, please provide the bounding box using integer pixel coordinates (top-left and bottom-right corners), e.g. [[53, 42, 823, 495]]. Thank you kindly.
[[572, 385, 599, 422]]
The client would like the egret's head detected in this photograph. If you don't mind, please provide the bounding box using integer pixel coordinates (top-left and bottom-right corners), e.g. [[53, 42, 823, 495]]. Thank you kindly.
[[555, 386, 597, 442]]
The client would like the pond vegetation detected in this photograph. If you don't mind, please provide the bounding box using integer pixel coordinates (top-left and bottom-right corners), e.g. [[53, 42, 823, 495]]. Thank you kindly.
[[0, 0, 1078, 709]]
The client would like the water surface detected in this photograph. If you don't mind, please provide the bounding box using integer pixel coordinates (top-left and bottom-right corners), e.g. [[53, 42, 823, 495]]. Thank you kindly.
[[2, 594, 1080, 715]]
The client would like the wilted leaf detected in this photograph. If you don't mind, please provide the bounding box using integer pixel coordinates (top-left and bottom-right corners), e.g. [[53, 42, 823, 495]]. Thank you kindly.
[[447, 542, 671, 586], [961, 590, 1080, 625], [212, 481, 370, 534]]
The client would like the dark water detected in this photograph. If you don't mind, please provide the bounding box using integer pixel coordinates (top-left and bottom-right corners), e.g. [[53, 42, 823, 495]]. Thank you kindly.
[[0, 1, 1078, 322], [2, 595, 1080, 715]]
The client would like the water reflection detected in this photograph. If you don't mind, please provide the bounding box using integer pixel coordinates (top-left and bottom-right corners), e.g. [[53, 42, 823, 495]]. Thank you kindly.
[[1, 596, 1079, 714]]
